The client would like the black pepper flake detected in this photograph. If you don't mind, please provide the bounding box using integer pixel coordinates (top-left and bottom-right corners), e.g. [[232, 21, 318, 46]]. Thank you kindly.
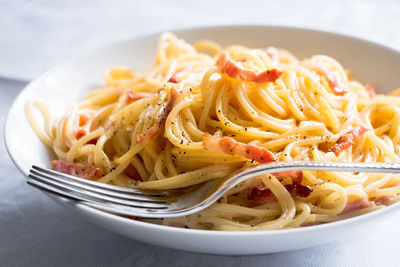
[[246, 149, 250, 154], [180, 140, 184, 144], [244, 127, 248, 131]]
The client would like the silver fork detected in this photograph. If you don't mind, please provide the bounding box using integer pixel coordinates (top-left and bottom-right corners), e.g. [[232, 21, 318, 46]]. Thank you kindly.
[[28, 161, 400, 218]]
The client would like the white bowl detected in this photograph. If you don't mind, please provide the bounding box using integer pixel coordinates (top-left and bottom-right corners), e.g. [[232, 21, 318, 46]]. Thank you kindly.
[[5, 25, 400, 255]]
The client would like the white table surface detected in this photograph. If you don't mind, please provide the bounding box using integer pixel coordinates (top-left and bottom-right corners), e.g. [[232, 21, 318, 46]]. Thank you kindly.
[[1, 0, 400, 266]]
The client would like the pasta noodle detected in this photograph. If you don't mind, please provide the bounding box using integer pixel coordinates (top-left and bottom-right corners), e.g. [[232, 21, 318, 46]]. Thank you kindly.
[[27, 33, 400, 231]]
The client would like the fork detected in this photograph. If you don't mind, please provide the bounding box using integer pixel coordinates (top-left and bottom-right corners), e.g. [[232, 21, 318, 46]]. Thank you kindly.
[[27, 161, 400, 218]]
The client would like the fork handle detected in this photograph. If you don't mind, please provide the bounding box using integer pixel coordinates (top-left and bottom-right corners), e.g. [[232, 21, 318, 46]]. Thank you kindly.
[[234, 161, 400, 183]]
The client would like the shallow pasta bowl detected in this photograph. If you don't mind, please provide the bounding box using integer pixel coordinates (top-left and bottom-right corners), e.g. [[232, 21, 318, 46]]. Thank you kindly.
[[5, 25, 400, 255]]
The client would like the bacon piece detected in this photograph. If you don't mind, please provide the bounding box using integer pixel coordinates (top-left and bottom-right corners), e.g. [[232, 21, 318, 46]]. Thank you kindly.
[[167, 221, 187, 228], [284, 184, 313, 198], [273, 170, 303, 184], [365, 84, 376, 99], [74, 113, 93, 140], [168, 69, 184, 83], [248, 187, 275, 205], [136, 125, 160, 143], [120, 215, 137, 220], [124, 164, 143, 182], [248, 184, 313, 205], [78, 114, 90, 126], [126, 92, 153, 104], [301, 221, 326, 227], [330, 126, 368, 153], [75, 128, 87, 140], [216, 52, 282, 83], [136, 88, 179, 143], [340, 199, 371, 214], [203, 132, 277, 163], [302, 60, 348, 95], [168, 76, 179, 83], [87, 137, 99, 145], [375, 195, 395, 205], [51, 160, 103, 180], [264, 47, 279, 65]]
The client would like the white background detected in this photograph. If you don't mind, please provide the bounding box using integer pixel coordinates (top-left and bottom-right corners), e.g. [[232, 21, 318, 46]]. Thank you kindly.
[[1, 0, 400, 266]]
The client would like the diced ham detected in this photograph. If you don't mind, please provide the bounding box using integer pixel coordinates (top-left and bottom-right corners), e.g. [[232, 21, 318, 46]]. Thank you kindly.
[[340, 198, 371, 214], [216, 52, 282, 83], [264, 47, 279, 65], [136, 88, 179, 143], [302, 60, 348, 95], [248, 184, 313, 205], [203, 132, 277, 163], [126, 92, 153, 104], [365, 84, 376, 99], [51, 160, 103, 180], [124, 164, 143, 182], [330, 126, 368, 153]]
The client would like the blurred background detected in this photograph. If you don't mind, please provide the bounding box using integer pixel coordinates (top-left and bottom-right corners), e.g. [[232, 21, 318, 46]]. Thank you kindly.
[[1, 0, 400, 81], [1, 1, 400, 266]]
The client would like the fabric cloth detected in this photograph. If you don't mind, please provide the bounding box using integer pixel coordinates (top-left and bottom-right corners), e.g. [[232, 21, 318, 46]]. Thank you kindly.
[[1, 1, 400, 266]]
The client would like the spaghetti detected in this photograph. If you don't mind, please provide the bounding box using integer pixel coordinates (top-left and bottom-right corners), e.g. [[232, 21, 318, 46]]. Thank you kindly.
[[27, 33, 400, 230]]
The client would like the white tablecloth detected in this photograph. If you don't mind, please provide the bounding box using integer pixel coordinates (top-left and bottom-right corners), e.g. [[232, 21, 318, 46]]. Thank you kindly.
[[1, 1, 400, 266]]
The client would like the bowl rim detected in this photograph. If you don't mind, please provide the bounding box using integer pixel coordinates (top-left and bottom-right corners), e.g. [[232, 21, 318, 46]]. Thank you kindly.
[[5, 24, 400, 237]]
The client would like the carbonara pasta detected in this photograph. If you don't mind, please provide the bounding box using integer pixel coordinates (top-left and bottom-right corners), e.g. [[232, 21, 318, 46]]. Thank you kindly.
[[27, 33, 400, 230]]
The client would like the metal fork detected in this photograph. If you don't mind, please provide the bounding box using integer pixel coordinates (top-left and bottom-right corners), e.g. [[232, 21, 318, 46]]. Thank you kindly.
[[27, 161, 400, 218]]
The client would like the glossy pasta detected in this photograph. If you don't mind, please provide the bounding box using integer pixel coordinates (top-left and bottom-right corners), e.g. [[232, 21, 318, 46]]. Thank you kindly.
[[27, 33, 400, 230]]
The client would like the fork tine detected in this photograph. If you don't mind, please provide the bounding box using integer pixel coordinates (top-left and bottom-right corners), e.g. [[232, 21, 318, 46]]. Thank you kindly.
[[27, 178, 172, 218], [32, 165, 166, 197], [30, 169, 167, 204], [28, 173, 169, 209]]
